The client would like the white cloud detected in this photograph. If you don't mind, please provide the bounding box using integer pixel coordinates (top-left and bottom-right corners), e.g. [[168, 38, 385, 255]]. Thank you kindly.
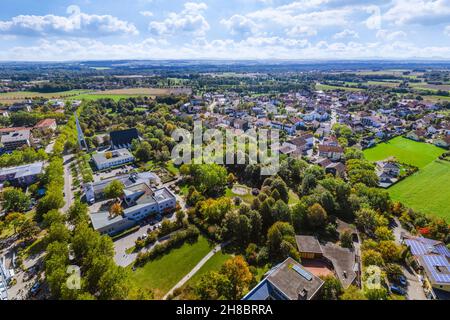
[[0, 5, 138, 37], [333, 29, 359, 39], [149, 2, 209, 36], [220, 15, 259, 36], [376, 29, 407, 41], [445, 25, 450, 35], [286, 25, 317, 37], [139, 11, 154, 17], [384, 0, 450, 26]]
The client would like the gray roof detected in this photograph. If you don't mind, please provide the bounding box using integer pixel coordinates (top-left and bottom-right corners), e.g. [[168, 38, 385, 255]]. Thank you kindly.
[[90, 210, 127, 230], [0, 129, 30, 143], [265, 257, 324, 300], [322, 242, 358, 289], [92, 148, 134, 166], [0, 161, 44, 179], [90, 172, 158, 194], [295, 235, 323, 254]]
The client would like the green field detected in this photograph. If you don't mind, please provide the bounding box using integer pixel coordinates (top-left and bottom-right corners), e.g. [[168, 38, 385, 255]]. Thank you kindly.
[[183, 250, 232, 288], [316, 83, 363, 92], [129, 235, 214, 299], [67, 94, 146, 101], [363, 136, 445, 169], [389, 160, 450, 221], [364, 136, 449, 221]]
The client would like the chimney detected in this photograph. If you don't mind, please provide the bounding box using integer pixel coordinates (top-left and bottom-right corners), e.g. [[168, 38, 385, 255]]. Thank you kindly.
[[298, 289, 308, 300]]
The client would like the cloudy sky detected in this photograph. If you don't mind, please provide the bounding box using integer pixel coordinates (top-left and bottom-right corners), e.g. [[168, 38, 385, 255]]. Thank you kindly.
[[1, 0, 450, 61]]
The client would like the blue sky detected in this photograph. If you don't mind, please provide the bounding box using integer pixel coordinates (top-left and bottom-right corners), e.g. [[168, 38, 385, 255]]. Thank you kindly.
[[0, 0, 450, 60]]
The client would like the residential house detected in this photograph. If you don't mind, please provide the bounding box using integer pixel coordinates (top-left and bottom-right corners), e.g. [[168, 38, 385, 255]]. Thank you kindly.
[[403, 235, 450, 299], [318, 145, 344, 161], [34, 118, 57, 132], [243, 257, 324, 300]]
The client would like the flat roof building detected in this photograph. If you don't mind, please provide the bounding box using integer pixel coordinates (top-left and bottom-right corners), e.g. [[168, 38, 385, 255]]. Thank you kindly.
[[92, 149, 135, 171]]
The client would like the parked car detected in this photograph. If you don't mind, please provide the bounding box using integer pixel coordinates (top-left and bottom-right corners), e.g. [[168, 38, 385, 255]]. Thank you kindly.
[[30, 281, 41, 296], [398, 275, 407, 286], [390, 284, 406, 295]]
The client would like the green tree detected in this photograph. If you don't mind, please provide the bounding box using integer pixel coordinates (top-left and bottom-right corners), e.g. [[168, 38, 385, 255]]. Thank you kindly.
[[307, 203, 328, 229], [1, 187, 31, 213], [104, 180, 124, 199], [320, 275, 343, 300], [340, 285, 367, 300]]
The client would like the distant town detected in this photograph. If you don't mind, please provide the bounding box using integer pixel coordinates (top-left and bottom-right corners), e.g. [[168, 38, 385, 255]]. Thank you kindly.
[[0, 60, 449, 302]]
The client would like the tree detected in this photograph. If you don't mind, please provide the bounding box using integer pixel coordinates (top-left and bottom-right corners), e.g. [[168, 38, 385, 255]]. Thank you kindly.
[[104, 180, 124, 199], [272, 200, 291, 223], [43, 209, 66, 228], [340, 229, 354, 249], [67, 199, 89, 225], [307, 203, 328, 229], [189, 164, 228, 197], [18, 219, 40, 241], [195, 271, 229, 300], [5, 212, 26, 233], [219, 256, 254, 300], [267, 221, 298, 260], [135, 141, 153, 162], [340, 285, 367, 300], [362, 249, 384, 267], [320, 275, 343, 300], [109, 202, 123, 218], [1, 187, 31, 213], [374, 226, 394, 241], [346, 159, 378, 187], [36, 189, 65, 221]]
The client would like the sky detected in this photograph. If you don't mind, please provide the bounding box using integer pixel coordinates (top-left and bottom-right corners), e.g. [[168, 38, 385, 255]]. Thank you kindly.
[[1, 0, 450, 61]]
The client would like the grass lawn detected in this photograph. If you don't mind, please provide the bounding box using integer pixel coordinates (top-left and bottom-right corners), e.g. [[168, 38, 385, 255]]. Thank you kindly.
[[129, 235, 215, 299], [0, 90, 90, 104], [389, 160, 450, 222], [183, 250, 233, 288], [225, 184, 255, 205], [363, 136, 445, 169]]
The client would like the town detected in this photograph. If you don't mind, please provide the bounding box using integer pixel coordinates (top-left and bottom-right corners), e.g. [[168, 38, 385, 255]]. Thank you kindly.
[[0, 60, 448, 303]]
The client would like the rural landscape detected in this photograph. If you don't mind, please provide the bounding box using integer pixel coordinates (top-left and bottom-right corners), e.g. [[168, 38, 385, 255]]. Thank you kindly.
[[0, 0, 449, 311]]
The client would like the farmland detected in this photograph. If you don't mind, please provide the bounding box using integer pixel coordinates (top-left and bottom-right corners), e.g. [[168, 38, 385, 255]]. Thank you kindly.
[[389, 160, 450, 222], [364, 137, 449, 221], [0, 90, 90, 104], [363, 136, 445, 169]]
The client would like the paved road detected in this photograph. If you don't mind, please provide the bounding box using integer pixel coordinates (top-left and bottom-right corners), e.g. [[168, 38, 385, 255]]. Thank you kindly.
[[62, 154, 75, 213], [163, 242, 229, 300]]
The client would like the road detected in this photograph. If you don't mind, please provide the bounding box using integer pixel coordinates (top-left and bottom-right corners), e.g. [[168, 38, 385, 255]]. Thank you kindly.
[[62, 154, 75, 213], [163, 242, 229, 300]]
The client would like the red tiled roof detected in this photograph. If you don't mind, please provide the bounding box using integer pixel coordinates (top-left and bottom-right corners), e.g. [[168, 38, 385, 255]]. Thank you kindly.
[[318, 145, 343, 153], [0, 127, 27, 133], [35, 118, 56, 128]]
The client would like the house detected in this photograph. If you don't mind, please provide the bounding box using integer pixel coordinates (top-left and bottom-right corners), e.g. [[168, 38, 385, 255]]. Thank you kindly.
[[233, 119, 249, 131], [403, 235, 450, 299], [92, 149, 135, 171], [243, 257, 324, 300], [295, 235, 323, 259], [434, 135, 450, 149], [295, 235, 359, 289], [89, 184, 177, 236], [110, 128, 139, 150], [0, 129, 31, 151], [407, 129, 426, 142], [34, 118, 57, 132], [0, 161, 44, 186], [318, 145, 344, 161]]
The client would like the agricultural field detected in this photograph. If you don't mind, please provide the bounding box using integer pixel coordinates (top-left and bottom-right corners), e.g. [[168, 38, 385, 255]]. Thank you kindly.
[[366, 80, 401, 88], [129, 235, 214, 299], [363, 136, 445, 169], [315, 83, 364, 92], [364, 136, 449, 221], [0, 90, 90, 104], [409, 82, 450, 92], [389, 160, 450, 222]]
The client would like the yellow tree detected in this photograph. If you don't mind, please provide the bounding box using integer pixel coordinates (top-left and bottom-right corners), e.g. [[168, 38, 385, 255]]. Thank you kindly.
[[109, 203, 123, 218]]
